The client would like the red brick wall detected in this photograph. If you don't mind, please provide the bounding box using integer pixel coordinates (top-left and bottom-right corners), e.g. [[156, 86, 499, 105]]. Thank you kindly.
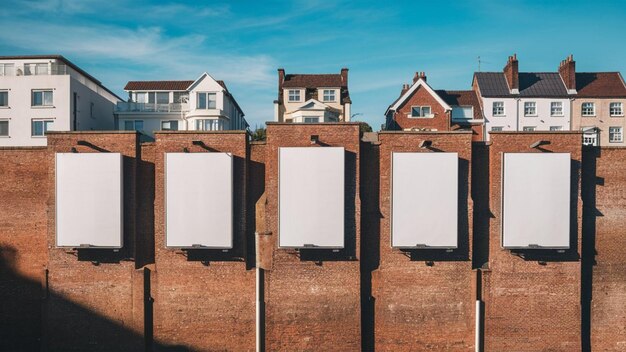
[[0, 147, 48, 350], [373, 132, 475, 351], [393, 86, 450, 131], [483, 132, 582, 351], [45, 132, 144, 351], [151, 132, 255, 351], [585, 147, 626, 350], [263, 123, 361, 351]]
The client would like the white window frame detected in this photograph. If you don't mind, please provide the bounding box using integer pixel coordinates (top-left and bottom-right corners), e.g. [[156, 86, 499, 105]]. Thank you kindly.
[[0, 119, 9, 137], [491, 126, 504, 132], [288, 89, 301, 102], [549, 126, 563, 131], [195, 119, 223, 131], [550, 102, 564, 116], [322, 89, 336, 102], [492, 101, 505, 116], [0, 90, 7, 107], [32, 89, 53, 107], [161, 120, 179, 131], [524, 102, 537, 116], [582, 102, 595, 116], [31, 119, 53, 137], [303, 117, 319, 123], [0, 63, 15, 76], [609, 126, 623, 143], [522, 126, 536, 132], [609, 102, 623, 117], [410, 105, 432, 118], [196, 92, 217, 109]]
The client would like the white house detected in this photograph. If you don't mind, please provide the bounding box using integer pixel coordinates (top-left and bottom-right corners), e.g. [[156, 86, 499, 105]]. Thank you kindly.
[[115, 72, 248, 138], [0, 55, 121, 147], [473, 54, 572, 140], [274, 68, 352, 123]]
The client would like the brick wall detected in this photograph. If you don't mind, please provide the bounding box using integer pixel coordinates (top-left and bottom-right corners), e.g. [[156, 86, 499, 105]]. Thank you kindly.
[[483, 132, 583, 351], [372, 132, 475, 351], [393, 86, 451, 131], [45, 131, 144, 351], [263, 123, 361, 351], [151, 131, 255, 351]]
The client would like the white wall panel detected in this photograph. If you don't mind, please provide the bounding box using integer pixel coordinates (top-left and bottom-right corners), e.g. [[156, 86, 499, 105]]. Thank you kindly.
[[391, 152, 458, 248], [165, 152, 232, 248], [56, 153, 123, 248], [279, 147, 344, 248], [502, 153, 571, 248]]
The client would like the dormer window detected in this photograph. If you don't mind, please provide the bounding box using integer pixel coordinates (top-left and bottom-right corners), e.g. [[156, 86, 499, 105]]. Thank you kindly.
[[288, 90, 301, 102], [410, 106, 432, 118], [323, 89, 336, 102], [197, 92, 216, 109]]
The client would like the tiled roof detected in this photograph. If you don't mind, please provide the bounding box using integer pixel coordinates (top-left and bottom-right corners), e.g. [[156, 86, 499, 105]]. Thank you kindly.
[[282, 74, 345, 88], [576, 72, 626, 97], [474, 72, 569, 97], [124, 80, 194, 91], [436, 90, 483, 120]]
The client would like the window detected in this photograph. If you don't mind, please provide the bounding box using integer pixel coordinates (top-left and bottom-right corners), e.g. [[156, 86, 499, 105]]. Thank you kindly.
[[161, 120, 179, 131], [24, 63, 48, 75], [610, 102, 623, 116], [523, 126, 536, 131], [196, 119, 223, 131], [411, 106, 432, 118], [492, 101, 505, 116], [123, 120, 144, 131], [609, 127, 623, 143], [288, 90, 301, 102], [156, 92, 169, 104], [32, 90, 53, 107], [550, 126, 563, 131], [173, 92, 188, 103], [0, 120, 8, 136], [452, 106, 474, 120], [322, 89, 336, 102], [135, 92, 148, 103], [551, 102, 563, 116], [197, 92, 216, 109], [32, 120, 53, 136], [491, 126, 504, 132], [582, 102, 595, 116], [0, 63, 14, 76], [304, 117, 319, 123], [0, 90, 7, 107], [524, 102, 537, 116]]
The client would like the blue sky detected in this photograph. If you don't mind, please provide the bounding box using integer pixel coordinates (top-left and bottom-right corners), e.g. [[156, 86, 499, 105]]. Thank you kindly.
[[1, 0, 625, 130]]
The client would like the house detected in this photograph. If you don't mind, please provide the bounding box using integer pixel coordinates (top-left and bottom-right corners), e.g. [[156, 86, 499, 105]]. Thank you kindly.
[[116, 73, 248, 138], [0, 55, 121, 146], [274, 68, 351, 123], [384, 72, 483, 140], [564, 56, 626, 146], [473, 54, 572, 140]]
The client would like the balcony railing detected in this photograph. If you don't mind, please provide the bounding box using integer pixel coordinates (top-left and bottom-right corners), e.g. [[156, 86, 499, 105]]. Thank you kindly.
[[116, 102, 189, 113], [0, 63, 69, 76]]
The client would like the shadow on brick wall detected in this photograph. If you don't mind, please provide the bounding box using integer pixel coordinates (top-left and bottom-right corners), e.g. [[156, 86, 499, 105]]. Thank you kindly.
[[472, 144, 491, 269], [0, 246, 193, 352]]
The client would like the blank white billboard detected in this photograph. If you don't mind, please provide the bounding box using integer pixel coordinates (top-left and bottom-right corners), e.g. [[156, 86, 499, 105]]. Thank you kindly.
[[56, 153, 123, 248], [391, 152, 459, 248], [165, 153, 232, 248], [502, 153, 571, 248], [279, 147, 345, 248]]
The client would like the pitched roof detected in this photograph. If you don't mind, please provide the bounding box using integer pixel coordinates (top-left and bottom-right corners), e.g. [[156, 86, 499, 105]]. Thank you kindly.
[[576, 72, 626, 97], [124, 80, 194, 91], [386, 78, 452, 115], [282, 74, 345, 88], [474, 72, 569, 97], [436, 90, 483, 120]]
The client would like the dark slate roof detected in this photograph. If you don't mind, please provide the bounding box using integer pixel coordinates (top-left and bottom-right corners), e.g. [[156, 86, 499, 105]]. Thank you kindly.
[[576, 72, 626, 97], [124, 80, 194, 91], [474, 72, 569, 97], [436, 90, 483, 120], [282, 74, 345, 88], [124, 79, 229, 92]]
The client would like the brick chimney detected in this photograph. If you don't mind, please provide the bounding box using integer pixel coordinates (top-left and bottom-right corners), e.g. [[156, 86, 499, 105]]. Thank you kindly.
[[401, 83, 410, 95], [503, 54, 519, 93], [559, 54, 576, 93], [278, 68, 285, 91], [341, 68, 349, 86], [413, 71, 427, 83]]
